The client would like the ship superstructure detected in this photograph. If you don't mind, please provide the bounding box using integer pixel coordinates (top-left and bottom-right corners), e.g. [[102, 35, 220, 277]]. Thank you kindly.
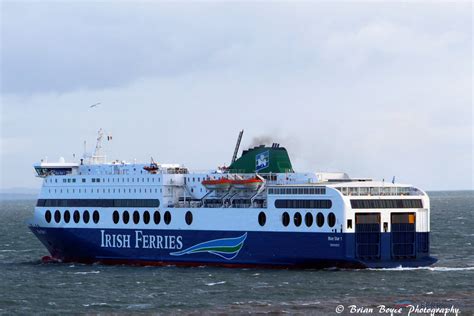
[[28, 130, 436, 268]]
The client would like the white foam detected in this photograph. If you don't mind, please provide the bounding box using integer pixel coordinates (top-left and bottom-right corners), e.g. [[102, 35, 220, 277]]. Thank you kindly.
[[73, 270, 101, 275], [206, 281, 226, 286], [368, 266, 474, 272], [126, 304, 153, 309]]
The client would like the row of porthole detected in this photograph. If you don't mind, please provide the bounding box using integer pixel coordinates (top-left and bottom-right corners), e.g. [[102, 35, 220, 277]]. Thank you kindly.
[[257, 211, 336, 227], [112, 210, 194, 226], [45, 210, 100, 224]]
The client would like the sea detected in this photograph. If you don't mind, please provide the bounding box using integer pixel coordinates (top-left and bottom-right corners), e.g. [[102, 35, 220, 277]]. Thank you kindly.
[[0, 191, 472, 315]]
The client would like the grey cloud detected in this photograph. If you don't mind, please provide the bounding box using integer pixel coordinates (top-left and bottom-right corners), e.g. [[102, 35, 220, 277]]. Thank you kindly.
[[2, 2, 470, 95], [0, 2, 471, 190]]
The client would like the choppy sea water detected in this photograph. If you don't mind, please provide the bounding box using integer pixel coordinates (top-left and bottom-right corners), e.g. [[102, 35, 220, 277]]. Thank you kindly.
[[0, 191, 472, 315]]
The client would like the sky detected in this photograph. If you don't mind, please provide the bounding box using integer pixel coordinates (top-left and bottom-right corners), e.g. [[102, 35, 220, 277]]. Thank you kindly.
[[0, 1, 472, 191]]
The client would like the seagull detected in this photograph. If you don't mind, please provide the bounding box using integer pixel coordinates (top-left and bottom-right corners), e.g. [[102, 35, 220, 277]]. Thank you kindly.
[[89, 102, 101, 108]]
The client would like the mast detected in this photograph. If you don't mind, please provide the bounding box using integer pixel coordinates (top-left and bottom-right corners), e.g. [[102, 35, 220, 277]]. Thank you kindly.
[[91, 128, 107, 164], [231, 129, 244, 165]]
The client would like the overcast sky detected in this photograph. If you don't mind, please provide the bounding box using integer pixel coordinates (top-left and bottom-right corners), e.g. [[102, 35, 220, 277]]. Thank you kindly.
[[1, 1, 472, 191]]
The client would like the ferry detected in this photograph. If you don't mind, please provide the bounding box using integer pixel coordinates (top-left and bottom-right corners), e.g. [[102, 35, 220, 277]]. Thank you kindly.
[[28, 130, 437, 268]]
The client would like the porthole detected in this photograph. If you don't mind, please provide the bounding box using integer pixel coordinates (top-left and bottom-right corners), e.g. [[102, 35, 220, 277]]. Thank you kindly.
[[164, 211, 171, 225], [73, 210, 80, 223], [294, 212, 302, 227], [316, 212, 324, 227], [113, 210, 119, 224], [64, 210, 71, 223], [328, 212, 336, 227], [282, 212, 290, 227], [185, 211, 193, 225], [305, 212, 313, 227], [258, 212, 266, 226], [83, 210, 90, 224], [93, 210, 100, 224], [54, 210, 61, 223], [133, 211, 140, 224], [45, 210, 51, 223], [154, 211, 161, 224], [143, 211, 150, 224], [123, 211, 130, 224]]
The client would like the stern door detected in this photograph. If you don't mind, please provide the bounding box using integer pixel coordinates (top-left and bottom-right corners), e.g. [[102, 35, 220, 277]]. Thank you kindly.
[[391, 213, 416, 259], [355, 213, 381, 260]]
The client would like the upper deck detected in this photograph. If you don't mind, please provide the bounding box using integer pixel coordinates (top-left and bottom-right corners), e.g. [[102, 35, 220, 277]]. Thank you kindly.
[[34, 129, 428, 210], [35, 158, 427, 210]]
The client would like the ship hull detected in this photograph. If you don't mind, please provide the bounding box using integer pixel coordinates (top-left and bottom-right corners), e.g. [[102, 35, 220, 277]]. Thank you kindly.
[[29, 226, 437, 269]]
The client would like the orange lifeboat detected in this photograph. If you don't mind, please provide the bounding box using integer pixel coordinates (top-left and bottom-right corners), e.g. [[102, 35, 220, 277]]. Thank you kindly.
[[231, 177, 263, 190], [201, 178, 232, 190], [143, 163, 159, 173]]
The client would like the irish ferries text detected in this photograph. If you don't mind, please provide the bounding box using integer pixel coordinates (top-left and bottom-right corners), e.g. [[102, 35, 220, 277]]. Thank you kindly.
[[100, 230, 183, 250]]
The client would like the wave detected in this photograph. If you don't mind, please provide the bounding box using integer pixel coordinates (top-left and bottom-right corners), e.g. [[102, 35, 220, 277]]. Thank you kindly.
[[206, 281, 226, 286], [73, 270, 101, 275], [367, 266, 474, 272]]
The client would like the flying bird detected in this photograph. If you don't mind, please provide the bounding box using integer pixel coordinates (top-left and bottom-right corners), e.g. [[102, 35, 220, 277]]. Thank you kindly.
[[89, 102, 101, 108]]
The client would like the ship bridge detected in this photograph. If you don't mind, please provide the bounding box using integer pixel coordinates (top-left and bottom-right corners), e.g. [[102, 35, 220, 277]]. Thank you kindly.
[[34, 159, 79, 177]]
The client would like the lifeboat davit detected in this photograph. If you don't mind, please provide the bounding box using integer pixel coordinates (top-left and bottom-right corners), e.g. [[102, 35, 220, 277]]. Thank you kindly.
[[231, 177, 263, 190], [201, 178, 232, 190]]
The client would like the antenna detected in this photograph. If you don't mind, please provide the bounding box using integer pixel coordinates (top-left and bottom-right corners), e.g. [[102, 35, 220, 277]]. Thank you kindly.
[[94, 128, 104, 157], [231, 129, 244, 165], [90, 128, 109, 164]]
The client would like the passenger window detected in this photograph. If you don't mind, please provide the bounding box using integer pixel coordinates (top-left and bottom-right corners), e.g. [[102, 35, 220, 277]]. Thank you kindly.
[[294, 212, 302, 227]]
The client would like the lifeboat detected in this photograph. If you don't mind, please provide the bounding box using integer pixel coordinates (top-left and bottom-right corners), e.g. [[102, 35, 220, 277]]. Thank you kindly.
[[143, 163, 159, 173], [231, 177, 263, 190], [201, 178, 232, 190]]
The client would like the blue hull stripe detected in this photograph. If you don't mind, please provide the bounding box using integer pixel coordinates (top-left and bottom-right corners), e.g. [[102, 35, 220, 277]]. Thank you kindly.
[[29, 226, 436, 269]]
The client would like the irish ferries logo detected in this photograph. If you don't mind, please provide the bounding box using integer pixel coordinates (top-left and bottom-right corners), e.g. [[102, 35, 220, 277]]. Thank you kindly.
[[256, 151, 269, 171], [170, 233, 247, 260]]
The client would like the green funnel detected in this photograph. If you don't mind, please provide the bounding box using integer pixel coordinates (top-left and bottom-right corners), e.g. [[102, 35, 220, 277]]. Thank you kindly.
[[228, 145, 294, 174]]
